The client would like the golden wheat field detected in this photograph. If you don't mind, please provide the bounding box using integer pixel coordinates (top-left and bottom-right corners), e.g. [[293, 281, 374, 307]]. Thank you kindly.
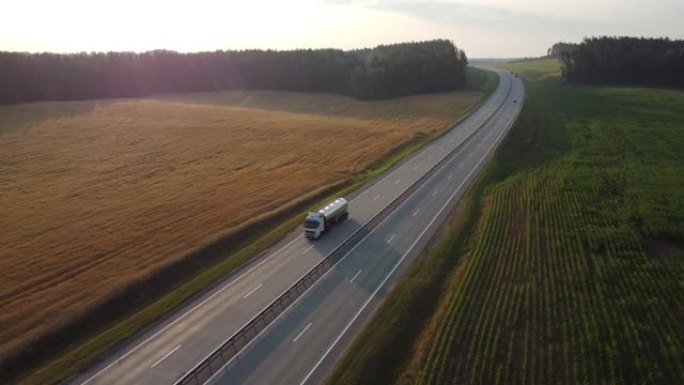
[[0, 90, 481, 360]]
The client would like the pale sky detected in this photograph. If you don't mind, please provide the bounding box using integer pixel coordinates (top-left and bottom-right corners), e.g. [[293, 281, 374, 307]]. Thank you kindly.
[[2, 0, 683, 58]]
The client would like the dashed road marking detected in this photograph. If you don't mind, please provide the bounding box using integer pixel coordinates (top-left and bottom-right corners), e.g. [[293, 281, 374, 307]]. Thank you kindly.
[[242, 283, 264, 299], [151, 345, 182, 368], [293, 322, 313, 342]]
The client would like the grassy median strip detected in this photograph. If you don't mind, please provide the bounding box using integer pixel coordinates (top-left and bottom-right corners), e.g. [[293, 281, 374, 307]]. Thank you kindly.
[[15, 68, 497, 385]]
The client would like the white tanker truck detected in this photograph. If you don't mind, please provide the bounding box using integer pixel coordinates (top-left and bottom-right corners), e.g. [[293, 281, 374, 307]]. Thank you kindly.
[[303, 198, 349, 240]]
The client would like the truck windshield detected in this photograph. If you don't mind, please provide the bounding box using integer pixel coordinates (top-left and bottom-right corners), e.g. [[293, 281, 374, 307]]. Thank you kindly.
[[304, 219, 320, 229]]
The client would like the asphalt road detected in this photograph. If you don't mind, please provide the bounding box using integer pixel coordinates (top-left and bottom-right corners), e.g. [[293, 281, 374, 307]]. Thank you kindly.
[[69, 71, 522, 385], [208, 71, 524, 385]]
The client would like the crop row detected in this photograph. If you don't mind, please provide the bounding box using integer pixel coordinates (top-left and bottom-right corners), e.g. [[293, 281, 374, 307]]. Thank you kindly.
[[417, 160, 684, 385]]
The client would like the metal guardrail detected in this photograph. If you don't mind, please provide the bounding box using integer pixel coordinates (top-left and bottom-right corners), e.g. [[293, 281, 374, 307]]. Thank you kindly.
[[173, 78, 514, 385]]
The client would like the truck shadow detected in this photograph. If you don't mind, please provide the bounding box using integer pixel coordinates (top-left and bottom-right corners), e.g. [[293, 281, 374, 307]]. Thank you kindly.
[[307, 217, 361, 251]]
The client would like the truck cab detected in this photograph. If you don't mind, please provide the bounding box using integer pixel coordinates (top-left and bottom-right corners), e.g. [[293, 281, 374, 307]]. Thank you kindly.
[[304, 212, 326, 240], [304, 198, 348, 240]]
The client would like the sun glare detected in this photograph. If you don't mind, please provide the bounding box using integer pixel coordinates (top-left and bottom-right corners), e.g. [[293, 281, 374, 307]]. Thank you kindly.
[[2, 0, 458, 53]]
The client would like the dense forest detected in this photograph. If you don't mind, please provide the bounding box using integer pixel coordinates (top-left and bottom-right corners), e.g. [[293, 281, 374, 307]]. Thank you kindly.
[[0, 39, 468, 104], [560, 36, 684, 86]]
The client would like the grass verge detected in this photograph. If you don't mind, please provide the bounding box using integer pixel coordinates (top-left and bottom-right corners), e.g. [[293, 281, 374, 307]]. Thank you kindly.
[[13, 68, 497, 385]]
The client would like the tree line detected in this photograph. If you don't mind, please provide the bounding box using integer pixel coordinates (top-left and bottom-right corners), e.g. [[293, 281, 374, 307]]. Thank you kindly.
[[0, 40, 468, 104], [560, 36, 684, 86], [547, 42, 578, 58]]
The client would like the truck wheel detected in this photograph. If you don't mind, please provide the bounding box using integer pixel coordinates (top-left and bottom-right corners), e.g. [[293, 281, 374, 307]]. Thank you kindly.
[[341, 212, 348, 222]]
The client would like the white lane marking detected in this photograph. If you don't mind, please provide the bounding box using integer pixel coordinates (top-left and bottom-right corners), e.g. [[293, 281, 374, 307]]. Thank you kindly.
[[412, 166, 418, 171], [302, 245, 314, 254], [150, 344, 181, 368], [372, 195, 380, 201], [242, 283, 264, 299], [448, 174, 453, 180], [387, 234, 396, 243], [432, 189, 439, 197], [78, 233, 305, 384], [413, 209, 420, 217], [394, 179, 401, 185], [293, 322, 313, 342], [350, 270, 362, 283], [298, 119, 513, 384]]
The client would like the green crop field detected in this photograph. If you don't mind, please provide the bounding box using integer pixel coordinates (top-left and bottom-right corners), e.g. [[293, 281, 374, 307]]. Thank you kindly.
[[328, 59, 684, 385], [416, 59, 684, 384]]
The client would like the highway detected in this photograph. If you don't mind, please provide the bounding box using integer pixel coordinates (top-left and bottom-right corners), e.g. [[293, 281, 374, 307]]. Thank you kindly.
[[69, 71, 523, 385]]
